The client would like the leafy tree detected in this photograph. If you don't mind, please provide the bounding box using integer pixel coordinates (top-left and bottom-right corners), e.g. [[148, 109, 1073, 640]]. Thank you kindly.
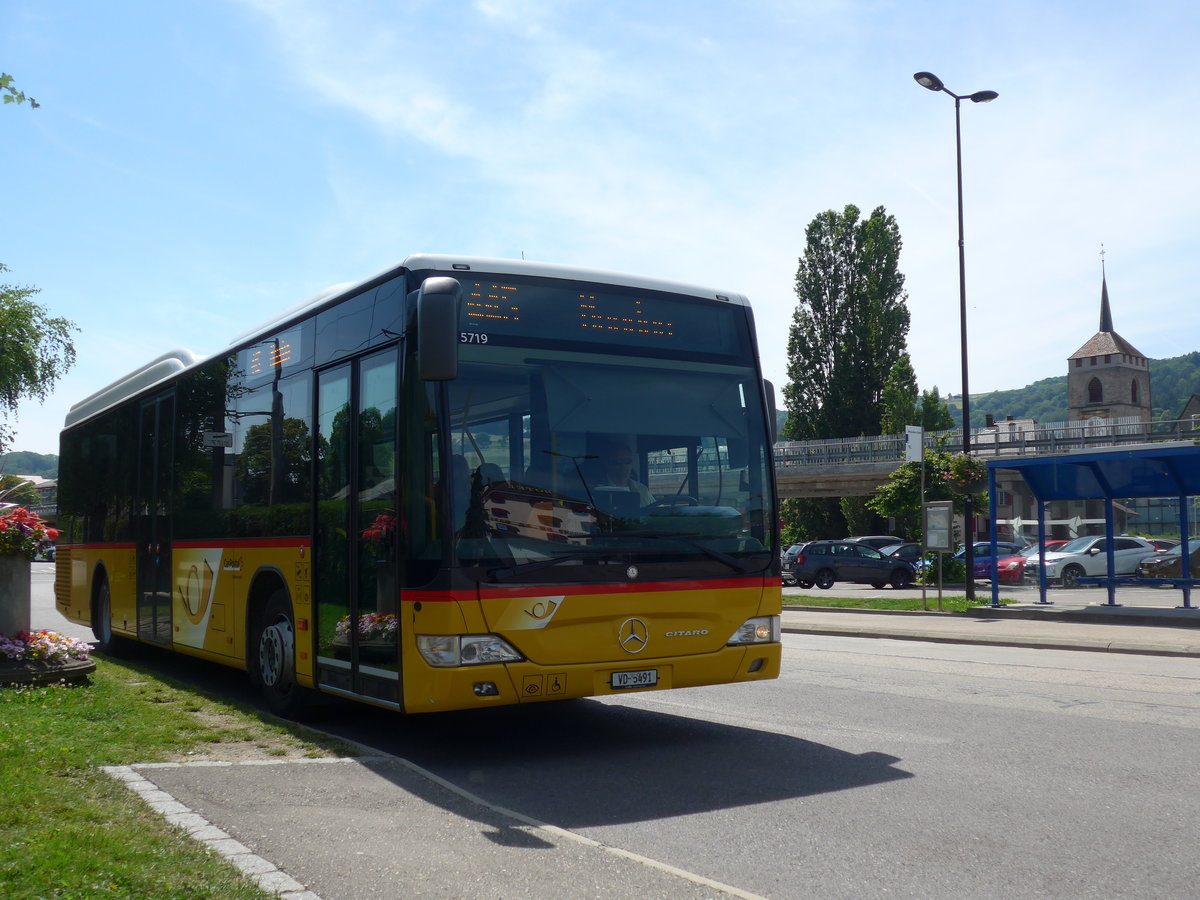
[[919, 386, 956, 432], [782, 204, 910, 442], [0, 77, 72, 453], [781, 204, 910, 540], [880, 354, 919, 434], [0, 474, 41, 506], [1, 73, 39, 108], [0, 267, 78, 452], [867, 448, 985, 540]]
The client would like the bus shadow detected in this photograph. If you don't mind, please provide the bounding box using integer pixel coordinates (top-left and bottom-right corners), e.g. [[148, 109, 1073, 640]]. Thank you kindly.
[[112, 649, 911, 829]]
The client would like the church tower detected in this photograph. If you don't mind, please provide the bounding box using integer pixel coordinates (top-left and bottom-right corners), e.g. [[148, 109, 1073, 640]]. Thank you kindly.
[[1066, 260, 1152, 423]]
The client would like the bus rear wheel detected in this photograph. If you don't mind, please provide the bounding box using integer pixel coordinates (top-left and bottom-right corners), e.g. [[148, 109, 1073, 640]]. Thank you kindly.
[[92, 573, 135, 657], [254, 589, 306, 717]]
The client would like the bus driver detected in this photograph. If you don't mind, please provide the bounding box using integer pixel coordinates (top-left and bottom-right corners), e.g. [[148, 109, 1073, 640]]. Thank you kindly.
[[594, 440, 654, 506]]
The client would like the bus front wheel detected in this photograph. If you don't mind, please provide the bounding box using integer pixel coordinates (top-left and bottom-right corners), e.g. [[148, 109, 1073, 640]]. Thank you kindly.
[[254, 589, 306, 717]]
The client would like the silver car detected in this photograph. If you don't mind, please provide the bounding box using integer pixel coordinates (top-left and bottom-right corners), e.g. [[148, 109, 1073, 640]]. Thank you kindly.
[[1024, 535, 1159, 587]]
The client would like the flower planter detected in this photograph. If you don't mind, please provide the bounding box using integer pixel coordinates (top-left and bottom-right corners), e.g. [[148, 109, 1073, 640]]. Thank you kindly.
[[0, 656, 96, 687], [0, 555, 31, 637]]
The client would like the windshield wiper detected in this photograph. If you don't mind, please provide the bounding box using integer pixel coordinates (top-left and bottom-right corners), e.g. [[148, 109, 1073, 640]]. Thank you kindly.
[[487, 551, 615, 581], [597, 531, 757, 574]]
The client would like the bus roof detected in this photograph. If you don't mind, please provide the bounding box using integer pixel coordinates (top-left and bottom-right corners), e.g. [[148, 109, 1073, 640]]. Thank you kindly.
[[63, 255, 752, 431], [400, 255, 751, 308]]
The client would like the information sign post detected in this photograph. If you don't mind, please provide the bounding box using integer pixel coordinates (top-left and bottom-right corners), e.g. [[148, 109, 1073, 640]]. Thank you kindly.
[[924, 500, 955, 611]]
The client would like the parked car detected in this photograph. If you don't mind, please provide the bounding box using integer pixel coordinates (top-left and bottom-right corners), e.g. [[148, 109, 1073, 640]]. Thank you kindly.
[[1137, 545, 1200, 581], [954, 541, 1027, 580], [879, 542, 922, 563], [843, 535, 904, 550], [879, 542, 929, 576], [953, 541, 1027, 563], [781, 554, 797, 586], [1149, 538, 1181, 552], [789, 540, 916, 590], [1024, 535, 1160, 587], [988, 541, 1071, 584]]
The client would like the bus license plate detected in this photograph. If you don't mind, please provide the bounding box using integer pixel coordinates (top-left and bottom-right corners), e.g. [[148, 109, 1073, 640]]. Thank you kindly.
[[611, 668, 657, 690]]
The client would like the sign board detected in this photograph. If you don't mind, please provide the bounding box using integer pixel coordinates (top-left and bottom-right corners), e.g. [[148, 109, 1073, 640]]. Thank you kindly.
[[202, 431, 233, 448], [905, 425, 924, 462], [923, 500, 955, 552]]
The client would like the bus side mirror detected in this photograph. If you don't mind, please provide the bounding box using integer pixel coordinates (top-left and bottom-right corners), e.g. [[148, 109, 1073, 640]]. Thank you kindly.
[[417, 277, 462, 381], [763, 379, 778, 444]]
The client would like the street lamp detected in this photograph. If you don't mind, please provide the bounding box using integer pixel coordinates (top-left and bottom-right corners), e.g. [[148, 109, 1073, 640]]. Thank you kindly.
[[913, 71, 997, 601]]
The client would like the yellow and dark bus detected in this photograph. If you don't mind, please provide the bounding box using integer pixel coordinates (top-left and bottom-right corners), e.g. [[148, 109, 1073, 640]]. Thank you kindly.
[[55, 255, 781, 715]]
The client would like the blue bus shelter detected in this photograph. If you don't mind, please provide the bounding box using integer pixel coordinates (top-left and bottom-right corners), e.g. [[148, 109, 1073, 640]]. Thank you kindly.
[[984, 443, 1200, 608]]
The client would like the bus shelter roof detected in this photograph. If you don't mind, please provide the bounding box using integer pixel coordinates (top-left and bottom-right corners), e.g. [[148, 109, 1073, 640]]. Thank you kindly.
[[985, 442, 1200, 501]]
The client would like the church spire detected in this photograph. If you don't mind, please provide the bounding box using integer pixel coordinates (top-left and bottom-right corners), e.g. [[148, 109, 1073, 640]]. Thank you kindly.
[[1099, 245, 1113, 332]]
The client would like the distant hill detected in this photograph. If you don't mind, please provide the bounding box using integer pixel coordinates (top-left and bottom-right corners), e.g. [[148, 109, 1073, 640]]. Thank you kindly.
[[781, 351, 1200, 436], [0, 451, 58, 478], [966, 351, 1200, 428]]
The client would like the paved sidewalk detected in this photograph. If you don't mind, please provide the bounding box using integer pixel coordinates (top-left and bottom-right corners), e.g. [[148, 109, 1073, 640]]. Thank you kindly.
[[782, 604, 1200, 657]]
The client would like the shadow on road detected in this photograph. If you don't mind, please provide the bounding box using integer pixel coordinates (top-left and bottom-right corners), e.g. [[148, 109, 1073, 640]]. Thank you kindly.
[[105, 646, 912, 831]]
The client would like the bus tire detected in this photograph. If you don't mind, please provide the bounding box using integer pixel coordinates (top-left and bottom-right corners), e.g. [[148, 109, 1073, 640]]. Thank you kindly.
[[92, 572, 136, 657], [253, 588, 307, 718]]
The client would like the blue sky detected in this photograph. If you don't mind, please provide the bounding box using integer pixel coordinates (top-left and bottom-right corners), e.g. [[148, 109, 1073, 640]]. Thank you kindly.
[[3, 0, 1198, 455]]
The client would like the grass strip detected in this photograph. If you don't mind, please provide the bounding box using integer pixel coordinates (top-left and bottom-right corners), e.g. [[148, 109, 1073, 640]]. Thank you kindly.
[[784, 593, 1009, 614], [0, 655, 352, 900]]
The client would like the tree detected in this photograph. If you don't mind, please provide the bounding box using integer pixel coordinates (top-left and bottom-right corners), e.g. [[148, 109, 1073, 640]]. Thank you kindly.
[[782, 204, 910, 442], [867, 448, 986, 540], [0, 268, 77, 451], [781, 204, 910, 540], [880, 354, 919, 435], [0, 474, 40, 507], [919, 386, 956, 433], [0, 77, 71, 452], [1, 73, 39, 108]]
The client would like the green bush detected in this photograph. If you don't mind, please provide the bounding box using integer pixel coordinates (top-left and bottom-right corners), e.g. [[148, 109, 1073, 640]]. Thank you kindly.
[[918, 554, 966, 585]]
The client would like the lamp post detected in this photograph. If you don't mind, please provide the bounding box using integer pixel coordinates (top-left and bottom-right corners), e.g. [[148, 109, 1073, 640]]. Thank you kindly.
[[913, 71, 997, 601]]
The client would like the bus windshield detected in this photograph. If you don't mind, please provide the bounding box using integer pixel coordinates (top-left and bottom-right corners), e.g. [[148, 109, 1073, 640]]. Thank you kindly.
[[436, 276, 775, 585]]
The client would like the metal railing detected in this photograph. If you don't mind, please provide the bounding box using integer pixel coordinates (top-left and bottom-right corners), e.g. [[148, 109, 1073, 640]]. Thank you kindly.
[[774, 417, 1200, 469]]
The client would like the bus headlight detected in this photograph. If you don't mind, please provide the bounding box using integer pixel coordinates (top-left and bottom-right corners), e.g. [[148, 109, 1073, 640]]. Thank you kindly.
[[727, 615, 780, 645], [417, 634, 524, 667]]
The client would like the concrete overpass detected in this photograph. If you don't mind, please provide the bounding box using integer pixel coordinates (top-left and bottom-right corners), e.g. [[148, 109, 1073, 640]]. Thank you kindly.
[[773, 417, 1200, 499]]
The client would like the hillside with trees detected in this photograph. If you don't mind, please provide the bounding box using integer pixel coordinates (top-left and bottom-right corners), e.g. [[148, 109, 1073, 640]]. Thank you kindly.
[[946, 351, 1200, 430], [0, 451, 57, 477]]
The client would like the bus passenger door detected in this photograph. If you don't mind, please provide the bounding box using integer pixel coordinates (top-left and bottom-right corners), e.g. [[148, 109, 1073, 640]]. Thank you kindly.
[[135, 392, 174, 645], [314, 348, 400, 705]]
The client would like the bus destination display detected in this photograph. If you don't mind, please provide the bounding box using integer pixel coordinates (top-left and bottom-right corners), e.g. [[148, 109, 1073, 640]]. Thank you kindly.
[[461, 277, 740, 356]]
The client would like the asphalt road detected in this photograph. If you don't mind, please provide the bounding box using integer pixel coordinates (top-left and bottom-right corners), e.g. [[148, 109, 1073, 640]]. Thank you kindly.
[[135, 633, 1194, 900], [29, 566, 1200, 898]]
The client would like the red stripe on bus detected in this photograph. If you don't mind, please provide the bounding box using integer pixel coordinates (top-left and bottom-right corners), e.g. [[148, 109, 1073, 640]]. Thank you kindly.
[[403, 577, 768, 604], [477, 577, 767, 600], [60, 543, 137, 551], [172, 537, 311, 549], [61, 539, 311, 551]]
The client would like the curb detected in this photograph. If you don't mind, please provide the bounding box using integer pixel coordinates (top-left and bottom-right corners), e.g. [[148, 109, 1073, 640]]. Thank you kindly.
[[779, 622, 1200, 658], [100, 759, 360, 899]]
